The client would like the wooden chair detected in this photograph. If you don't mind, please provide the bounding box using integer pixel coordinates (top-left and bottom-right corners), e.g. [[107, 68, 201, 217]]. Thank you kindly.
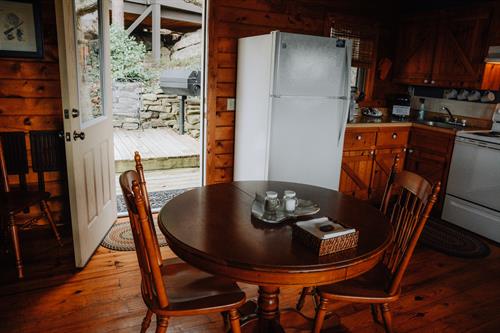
[[295, 155, 402, 311], [119, 169, 245, 333], [310, 171, 440, 333], [0, 137, 63, 279]]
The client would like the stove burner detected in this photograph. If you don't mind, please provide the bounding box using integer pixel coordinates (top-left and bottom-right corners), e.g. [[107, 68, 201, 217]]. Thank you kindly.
[[474, 131, 500, 138]]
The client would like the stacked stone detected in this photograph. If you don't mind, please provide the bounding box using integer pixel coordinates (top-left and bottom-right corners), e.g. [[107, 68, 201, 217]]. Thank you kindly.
[[112, 82, 143, 130], [112, 84, 201, 139], [185, 98, 200, 139]]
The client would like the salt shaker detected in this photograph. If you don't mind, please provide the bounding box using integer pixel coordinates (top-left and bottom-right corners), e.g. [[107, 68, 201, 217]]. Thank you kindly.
[[264, 191, 280, 214], [283, 190, 298, 213]]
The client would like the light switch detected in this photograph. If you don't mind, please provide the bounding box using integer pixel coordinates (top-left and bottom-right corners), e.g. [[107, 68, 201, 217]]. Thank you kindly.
[[227, 98, 235, 111]]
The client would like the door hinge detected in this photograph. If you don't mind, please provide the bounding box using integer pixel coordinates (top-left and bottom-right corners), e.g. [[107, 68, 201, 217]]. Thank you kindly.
[[65, 132, 71, 142]]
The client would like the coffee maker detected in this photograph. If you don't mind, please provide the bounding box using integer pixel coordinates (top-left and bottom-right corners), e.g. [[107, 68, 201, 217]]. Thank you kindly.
[[390, 94, 411, 118]]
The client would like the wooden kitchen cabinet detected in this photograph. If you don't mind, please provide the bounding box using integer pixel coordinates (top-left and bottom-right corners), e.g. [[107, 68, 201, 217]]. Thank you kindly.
[[339, 149, 374, 200], [394, 7, 492, 88], [340, 126, 409, 204], [405, 126, 455, 212], [393, 15, 438, 86]]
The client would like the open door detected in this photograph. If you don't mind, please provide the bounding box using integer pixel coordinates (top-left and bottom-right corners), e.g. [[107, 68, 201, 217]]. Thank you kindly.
[[56, 0, 116, 267]]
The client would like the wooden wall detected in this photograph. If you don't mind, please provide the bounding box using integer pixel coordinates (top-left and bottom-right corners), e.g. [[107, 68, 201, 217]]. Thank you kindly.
[[0, 0, 66, 224], [205, 0, 388, 184]]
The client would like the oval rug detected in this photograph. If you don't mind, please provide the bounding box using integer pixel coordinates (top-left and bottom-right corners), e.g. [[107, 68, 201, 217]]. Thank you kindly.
[[101, 220, 168, 251], [420, 217, 491, 258]]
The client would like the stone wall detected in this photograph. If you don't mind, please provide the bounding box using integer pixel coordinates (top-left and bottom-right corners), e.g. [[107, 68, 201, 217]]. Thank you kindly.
[[112, 82, 201, 139]]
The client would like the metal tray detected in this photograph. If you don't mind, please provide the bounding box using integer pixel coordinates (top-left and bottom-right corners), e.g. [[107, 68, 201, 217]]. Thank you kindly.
[[251, 192, 320, 224]]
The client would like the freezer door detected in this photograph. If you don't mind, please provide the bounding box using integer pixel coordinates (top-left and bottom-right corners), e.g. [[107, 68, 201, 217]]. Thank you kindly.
[[272, 32, 352, 98], [267, 97, 348, 190]]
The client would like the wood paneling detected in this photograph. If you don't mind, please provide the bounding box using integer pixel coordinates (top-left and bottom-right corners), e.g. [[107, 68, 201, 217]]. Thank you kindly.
[[206, 0, 378, 184], [0, 0, 66, 224]]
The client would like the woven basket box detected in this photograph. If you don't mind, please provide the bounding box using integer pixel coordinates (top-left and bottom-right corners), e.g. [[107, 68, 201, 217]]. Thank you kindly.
[[292, 226, 359, 256]]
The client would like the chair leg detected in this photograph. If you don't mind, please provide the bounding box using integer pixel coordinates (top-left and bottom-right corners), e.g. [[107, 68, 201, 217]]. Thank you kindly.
[[313, 297, 330, 333], [155, 315, 169, 333], [228, 308, 241, 333], [41, 200, 63, 247], [8, 214, 23, 279], [380, 303, 393, 333], [140, 309, 153, 333], [296, 287, 309, 311], [370, 304, 381, 324]]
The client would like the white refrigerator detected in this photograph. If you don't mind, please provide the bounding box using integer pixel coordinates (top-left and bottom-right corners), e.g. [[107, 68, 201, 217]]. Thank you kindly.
[[233, 31, 352, 190]]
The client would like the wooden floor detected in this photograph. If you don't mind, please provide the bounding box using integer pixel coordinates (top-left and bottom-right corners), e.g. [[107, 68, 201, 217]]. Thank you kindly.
[[1, 225, 500, 333], [114, 128, 199, 162]]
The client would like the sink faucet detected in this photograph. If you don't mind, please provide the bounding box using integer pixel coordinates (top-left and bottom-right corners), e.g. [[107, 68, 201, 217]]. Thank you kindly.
[[441, 106, 455, 121]]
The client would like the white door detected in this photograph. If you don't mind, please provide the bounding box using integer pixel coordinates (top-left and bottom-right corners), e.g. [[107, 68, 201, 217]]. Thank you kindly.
[[56, 0, 116, 267]]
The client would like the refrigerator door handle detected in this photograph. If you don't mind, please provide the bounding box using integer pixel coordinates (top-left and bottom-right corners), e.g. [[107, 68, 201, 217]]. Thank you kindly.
[[338, 44, 352, 144]]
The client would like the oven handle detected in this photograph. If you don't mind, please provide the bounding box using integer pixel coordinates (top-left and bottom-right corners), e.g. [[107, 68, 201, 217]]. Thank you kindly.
[[456, 137, 500, 151]]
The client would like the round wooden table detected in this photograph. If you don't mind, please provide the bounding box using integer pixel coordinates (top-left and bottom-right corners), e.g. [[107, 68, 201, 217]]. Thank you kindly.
[[158, 181, 393, 332]]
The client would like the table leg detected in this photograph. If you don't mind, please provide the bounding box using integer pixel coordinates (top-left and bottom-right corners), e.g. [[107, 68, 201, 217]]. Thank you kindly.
[[239, 286, 344, 333], [258, 286, 284, 333]]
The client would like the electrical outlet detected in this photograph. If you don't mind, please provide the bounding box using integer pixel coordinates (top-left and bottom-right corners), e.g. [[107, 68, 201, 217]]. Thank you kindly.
[[227, 98, 235, 111]]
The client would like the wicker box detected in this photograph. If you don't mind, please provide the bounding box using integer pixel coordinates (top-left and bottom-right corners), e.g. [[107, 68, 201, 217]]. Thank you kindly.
[[292, 225, 359, 256]]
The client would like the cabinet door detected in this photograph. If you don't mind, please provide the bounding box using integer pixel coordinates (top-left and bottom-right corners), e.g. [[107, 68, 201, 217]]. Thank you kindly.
[[339, 150, 374, 200], [431, 8, 491, 87], [393, 17, 438, 85], [370, 148, 406, 205], [405, 148, 448, 211]]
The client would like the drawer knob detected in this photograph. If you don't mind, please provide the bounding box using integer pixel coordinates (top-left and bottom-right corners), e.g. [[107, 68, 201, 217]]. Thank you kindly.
[[424, 79, 428, 84], [431, 80, 435, 84], [356, 135, 362, 140], [408, 149, 414, 154], [370, 150, 375, 156], [392, 133, 398, 139]]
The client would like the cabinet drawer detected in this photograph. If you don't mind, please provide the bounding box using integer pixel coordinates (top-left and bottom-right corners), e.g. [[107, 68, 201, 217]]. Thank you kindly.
[[376, 130, 409, 147], [344, 131, 376, 150]]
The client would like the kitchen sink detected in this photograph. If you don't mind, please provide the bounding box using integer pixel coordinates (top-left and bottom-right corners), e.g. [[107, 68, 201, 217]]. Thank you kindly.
[[416, 120, 466, 130]]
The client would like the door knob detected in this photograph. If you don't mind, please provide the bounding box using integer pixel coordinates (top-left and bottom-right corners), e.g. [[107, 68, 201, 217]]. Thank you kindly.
[[73, 131, 85, 141], [72, 109, 80, 118]]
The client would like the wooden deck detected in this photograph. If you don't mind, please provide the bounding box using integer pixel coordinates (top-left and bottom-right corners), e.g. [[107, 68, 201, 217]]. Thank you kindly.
[[1, 223, 499, 333], [114, 128, 200, 172], [115, 168, 200, 193]]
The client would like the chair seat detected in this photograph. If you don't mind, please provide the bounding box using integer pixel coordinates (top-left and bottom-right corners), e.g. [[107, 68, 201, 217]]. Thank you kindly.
[[145, 257, 246, 314], [317, 263, 399, 303], [0, 191, 50, 215]]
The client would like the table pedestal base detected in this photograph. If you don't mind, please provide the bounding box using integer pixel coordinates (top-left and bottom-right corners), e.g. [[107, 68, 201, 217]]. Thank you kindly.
[[237, 286, 346, 333]]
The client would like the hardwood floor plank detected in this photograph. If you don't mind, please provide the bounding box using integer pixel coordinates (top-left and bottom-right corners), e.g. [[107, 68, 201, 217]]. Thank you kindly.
[[0, 227, 499, 333]]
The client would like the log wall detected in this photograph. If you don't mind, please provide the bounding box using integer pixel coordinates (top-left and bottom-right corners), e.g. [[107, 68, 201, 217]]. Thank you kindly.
[[0, 0, 67, 224]]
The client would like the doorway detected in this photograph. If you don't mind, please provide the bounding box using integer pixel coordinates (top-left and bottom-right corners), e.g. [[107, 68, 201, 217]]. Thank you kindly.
[[108, 0, 204, 216]]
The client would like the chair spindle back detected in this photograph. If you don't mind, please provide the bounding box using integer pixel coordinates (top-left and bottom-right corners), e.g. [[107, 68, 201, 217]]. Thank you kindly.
[[134, 152, 163, 266], [381, 170, 440, 295], [119, 170, 168, 308]]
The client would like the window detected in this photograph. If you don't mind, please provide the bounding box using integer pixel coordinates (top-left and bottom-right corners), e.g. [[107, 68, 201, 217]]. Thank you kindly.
[[328, 15, 378, 99]]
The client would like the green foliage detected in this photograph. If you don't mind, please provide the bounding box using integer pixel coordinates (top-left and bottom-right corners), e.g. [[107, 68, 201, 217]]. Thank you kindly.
[[109, 25, 156, 83]]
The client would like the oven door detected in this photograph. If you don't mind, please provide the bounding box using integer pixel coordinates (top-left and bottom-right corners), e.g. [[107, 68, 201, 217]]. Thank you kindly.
[[446, 137, 500, 212]]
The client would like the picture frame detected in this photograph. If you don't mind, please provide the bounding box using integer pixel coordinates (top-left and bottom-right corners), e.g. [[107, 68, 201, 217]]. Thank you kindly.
[[0, 0, 43, 58]]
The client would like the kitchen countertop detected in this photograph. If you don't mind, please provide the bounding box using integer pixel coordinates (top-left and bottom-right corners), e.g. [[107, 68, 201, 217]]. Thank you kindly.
[[346, 116, 481, 134]]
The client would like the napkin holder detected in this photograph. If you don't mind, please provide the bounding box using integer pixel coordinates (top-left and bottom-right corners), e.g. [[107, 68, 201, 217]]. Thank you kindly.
[[293, 218, 359, 256]]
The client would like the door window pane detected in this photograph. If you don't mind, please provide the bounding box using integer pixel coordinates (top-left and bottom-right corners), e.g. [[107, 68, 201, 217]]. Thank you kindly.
[[75, 0, 103, 123]]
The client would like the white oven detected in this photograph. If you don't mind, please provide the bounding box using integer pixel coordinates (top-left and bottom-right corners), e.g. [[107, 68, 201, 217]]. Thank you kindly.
[[442, 109, 500, 243]]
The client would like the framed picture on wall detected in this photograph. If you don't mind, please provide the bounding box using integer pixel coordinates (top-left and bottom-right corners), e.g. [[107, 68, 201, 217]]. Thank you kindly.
[[0, 0, 43, 58]]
